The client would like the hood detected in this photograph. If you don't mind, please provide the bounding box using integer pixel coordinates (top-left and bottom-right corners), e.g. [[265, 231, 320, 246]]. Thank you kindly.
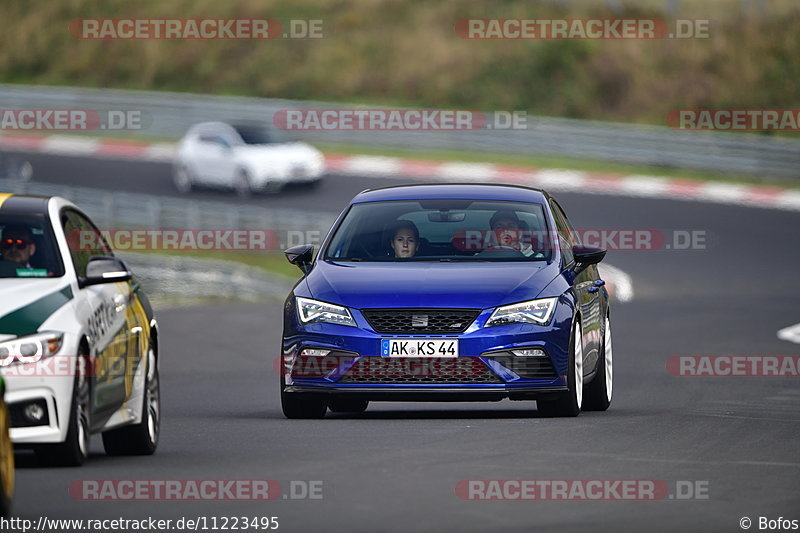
[[233, 142, 321, 168], [304, 260, 560, 310], [0, 278, 73, 336]]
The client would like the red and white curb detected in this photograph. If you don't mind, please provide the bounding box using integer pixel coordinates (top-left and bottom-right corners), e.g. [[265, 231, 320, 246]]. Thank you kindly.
[[325, 155, 800, 212], [0, 133, 176, 161], [2, 132, 798, 212]]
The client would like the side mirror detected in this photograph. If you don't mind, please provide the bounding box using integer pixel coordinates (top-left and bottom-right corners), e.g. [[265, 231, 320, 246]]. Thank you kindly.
[[285, 245, 314, 275], [81, 256, 132, 287], [572, 246, 606, 276]]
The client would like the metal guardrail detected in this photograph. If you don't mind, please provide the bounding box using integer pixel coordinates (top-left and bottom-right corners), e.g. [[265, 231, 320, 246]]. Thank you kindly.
[[0, 178, 322, 304], [1, 84, 798, 179], [0, 178, 336, 237], [118, 252, 296, 305]]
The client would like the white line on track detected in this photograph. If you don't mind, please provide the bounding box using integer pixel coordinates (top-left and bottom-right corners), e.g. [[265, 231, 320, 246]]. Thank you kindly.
[[598, 263, 634, 303], [777, 322, 800, 344]]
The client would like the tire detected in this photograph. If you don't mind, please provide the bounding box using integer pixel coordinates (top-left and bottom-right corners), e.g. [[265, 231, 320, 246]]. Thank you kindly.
[[328, 398, 369, 414], [263, 180, 284, 194], [583, 314, 613, 411], [235, 169, 253, 198], [0, 386, 14, 517], [36, 350, 91, 467], [173, 165, 194, 193], [280, 377, 327, 419], [102, 345, 160, 456], [537, 318, 583, 418]]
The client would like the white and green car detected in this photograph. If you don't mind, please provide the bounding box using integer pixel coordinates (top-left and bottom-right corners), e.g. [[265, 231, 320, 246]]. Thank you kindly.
[[0, 193, 160, 466]]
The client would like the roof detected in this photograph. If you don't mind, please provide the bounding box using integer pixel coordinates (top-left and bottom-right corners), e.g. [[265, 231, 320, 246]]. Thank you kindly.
[[351, 183, 549, 204], [0, 194, 50, 215]]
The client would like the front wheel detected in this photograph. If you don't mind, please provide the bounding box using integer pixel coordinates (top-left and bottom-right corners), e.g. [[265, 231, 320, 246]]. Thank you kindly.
[[235, 169, 253, 198], [583, 314, 613, 411], [102, 345, 160, 455], [328, 398, 368, 414], [537, 318, 583, 417], [173, 165, 194, 193], [280, 377, 327, 419], [36, 351, 91, 466]]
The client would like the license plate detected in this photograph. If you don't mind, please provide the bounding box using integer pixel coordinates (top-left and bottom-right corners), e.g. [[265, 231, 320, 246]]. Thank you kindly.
[[381, 339, 458, 357]]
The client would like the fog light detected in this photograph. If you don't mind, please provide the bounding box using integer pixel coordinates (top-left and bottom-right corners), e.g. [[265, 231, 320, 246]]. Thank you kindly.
[[511, 348, 547, 357], [24, 403, 45, 422], [300, 348, 331, 356]]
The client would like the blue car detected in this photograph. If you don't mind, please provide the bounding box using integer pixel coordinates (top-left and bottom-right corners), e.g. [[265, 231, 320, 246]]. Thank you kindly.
[[280, 184, 612, 418]]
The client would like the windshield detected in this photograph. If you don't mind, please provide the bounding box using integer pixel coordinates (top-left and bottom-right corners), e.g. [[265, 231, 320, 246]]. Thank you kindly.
[[232, 124, 285, 145], [0, 215, 65, 278], [324, 199, 552, 262]]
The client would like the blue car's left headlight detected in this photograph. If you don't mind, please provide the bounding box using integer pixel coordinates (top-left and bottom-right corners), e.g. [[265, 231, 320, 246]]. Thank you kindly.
[[485, 298, 558, 327], [297, 297, 357, 327]]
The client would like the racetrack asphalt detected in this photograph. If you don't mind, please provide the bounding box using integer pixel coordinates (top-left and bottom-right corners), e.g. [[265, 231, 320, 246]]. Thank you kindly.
[[7, 150, 800, 532]]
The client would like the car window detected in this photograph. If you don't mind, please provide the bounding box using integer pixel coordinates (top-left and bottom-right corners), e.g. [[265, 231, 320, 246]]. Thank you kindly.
[[0, 214, 65, 278], [61, 209, 113, 278], [323, 199, 551, 262], [549, 200, 576, 267], [198, 133, 231, 147], [232, 124, 283, 145]]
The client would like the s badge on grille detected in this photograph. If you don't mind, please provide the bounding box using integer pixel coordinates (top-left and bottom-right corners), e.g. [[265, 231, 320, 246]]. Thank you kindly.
[[411, 314, 429, 327]]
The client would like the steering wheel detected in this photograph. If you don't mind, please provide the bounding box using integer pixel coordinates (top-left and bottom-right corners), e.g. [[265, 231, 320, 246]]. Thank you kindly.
[[475, 247, 525, 258], [353, 242, 376, 259]]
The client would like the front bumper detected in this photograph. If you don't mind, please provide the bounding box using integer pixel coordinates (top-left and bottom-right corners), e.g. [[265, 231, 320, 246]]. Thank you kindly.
[[283, 300, 574, 392], [3, 369, 73, 444], [284, 383, 568, 402]]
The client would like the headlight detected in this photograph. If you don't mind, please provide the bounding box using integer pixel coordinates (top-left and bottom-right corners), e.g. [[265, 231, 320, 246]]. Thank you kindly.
[[296, 297, 356, 327], [485, 298, 558, 327], [0, 331, 64, 367]]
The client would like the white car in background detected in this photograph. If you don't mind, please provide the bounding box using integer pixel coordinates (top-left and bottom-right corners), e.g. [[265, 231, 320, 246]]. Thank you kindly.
[[173, 122, 326, 196]]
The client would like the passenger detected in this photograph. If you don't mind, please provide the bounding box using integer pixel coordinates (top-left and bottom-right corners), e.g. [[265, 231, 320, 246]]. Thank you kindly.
[[389, 220, 419, 258], [0, 225, 37, 268]]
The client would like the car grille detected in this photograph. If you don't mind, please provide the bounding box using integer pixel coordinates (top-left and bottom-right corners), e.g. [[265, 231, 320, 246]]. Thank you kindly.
[[339, 357, 503, 384], [484, 355, 559, 380], [362, 308, 479, 334]]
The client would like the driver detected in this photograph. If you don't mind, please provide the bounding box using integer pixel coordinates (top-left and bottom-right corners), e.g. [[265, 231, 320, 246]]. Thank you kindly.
[[489, 211, 535, 257], [0, 225, 37, 268], [389, 220, 419, 258]]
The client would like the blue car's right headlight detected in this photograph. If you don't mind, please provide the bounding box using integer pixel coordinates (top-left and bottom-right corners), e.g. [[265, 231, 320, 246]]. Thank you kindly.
[[485, 297, 558, 327], [296, 297, 357, 327]]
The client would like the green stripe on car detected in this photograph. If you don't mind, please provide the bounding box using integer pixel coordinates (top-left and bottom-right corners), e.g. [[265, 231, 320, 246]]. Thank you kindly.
[[0, 286, 74, 336]]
